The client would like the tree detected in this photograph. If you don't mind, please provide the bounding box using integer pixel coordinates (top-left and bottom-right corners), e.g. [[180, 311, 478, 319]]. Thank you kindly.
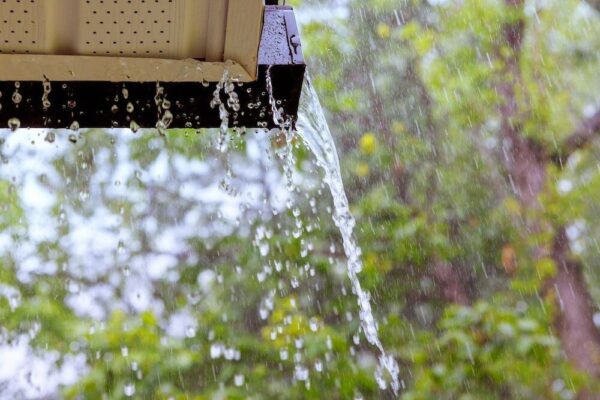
[[1, 0, 599, 399]]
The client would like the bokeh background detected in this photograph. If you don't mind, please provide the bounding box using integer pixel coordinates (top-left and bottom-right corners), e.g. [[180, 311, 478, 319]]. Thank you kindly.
[[1, 0, 600, 398]]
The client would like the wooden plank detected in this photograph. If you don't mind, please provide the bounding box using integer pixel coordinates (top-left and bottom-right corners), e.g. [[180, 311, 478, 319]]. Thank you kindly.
[[224, 0, 264, 79], [0, 54, 252, 82], [205, 0, 228, 61]]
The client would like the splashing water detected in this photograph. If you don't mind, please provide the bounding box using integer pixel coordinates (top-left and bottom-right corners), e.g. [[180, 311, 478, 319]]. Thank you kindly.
[[296, 76, 401, 394], [266, 66, 295, 191], [211, 69, 240, 152]]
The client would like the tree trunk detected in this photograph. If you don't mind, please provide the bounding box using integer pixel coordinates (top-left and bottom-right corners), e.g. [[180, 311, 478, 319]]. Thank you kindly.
[[500, 0, 600, 392], [433, 260, 470, 306], [552, 227, 600, 378]]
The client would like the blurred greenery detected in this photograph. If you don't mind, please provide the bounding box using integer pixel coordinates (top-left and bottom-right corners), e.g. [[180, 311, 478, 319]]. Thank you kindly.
[[1, 0, 600, 399]]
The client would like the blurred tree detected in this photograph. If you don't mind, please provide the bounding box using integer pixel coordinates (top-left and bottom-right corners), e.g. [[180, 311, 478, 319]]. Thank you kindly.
[[0, 0, 599, 399], [298, 0, 600, 397]]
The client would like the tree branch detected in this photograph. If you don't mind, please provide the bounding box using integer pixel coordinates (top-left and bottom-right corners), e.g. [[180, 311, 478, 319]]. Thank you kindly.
[[552, 109, 600, 166]]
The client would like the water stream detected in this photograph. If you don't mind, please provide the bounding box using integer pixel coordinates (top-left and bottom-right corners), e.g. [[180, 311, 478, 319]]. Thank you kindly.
[[295, 76, 401, 394], [0, 70, 401, 396]]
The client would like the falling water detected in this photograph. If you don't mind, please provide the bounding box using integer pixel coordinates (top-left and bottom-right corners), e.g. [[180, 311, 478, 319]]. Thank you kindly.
[[295, 76, 401, 394]]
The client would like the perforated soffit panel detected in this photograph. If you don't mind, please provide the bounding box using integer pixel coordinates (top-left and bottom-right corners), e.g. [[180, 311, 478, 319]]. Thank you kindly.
[[0, 0, 264, 81]]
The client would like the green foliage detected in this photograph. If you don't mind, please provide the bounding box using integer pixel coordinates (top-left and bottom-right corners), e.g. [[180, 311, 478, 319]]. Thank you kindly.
[[1, 0, 600, 399], [405, 301, 585, 399]]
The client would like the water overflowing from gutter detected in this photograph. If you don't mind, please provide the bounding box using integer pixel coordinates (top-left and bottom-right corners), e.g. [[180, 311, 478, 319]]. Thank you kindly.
[[295, 76, 401, 394]]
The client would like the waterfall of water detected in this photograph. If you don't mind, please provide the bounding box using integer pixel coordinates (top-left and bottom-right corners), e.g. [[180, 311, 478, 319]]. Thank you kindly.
[[295, 76, 401, 394]]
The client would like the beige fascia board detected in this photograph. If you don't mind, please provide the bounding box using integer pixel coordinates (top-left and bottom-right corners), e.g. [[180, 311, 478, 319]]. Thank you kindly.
[[0, 55, 253, 82]]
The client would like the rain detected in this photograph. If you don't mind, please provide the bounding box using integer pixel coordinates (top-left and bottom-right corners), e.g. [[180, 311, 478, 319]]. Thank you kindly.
[[1, 0, 600, 399]]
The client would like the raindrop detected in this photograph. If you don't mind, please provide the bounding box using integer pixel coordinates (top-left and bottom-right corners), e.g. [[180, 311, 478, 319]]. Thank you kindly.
[[315, 360, 323, 372], [280, 349, 289, 361], [42, 80, 52, 110], [12, 91, 22, 105], [161, 110, 173, 127], [44, 131, 56, 143], [234, 374, 245, 387], [69, 121, 80, 131], [294, 365, 309, 381], [185, 326, 196, 338], [68, 134, 78, 143], [8, 118, 20, 131], [259, 242, 269, 257], [123, 382, 135, 397], [130, 120, 140, 133], [126, 102, 134, 113], [156, 120, 167, 136], [210, 344, 222, 359]]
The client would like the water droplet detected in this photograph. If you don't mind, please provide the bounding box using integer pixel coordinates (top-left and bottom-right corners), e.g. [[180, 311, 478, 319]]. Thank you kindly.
[[44, 131, 56, 143], [156, 120, 167, 136], [294, 365, 309, 381], [123, 382, 135, 397], [280, 349, 288, 361], [210, 343, 222, 359], [42, 80, 51, 110], [69, 121, 80, 131], [111, 104, 119, 113], [126, 102, 134, 113], [161, 110, 173, 127], [234, 374, 245, 387], [121, 346, 129, 357], [314, 360, 323, 372], [68, 134, 78, 143], [259, 242, 269, 257], [12, 91, 22, 105], [130, 120, 140, 133], [8, 118, 20, 131], [185, 326, 196, 338]]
